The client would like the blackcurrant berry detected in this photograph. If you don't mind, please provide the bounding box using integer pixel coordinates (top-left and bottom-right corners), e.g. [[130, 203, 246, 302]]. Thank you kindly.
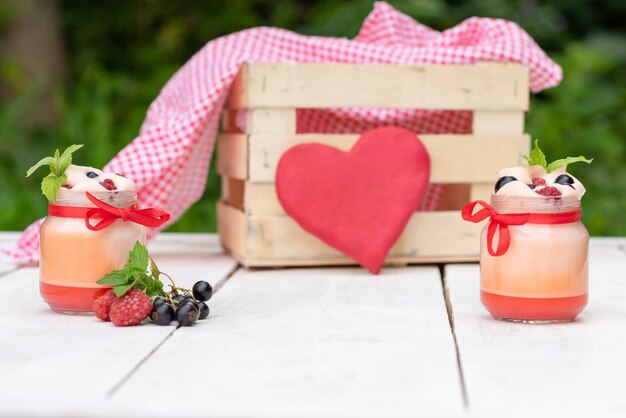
[[172, 294, 187, 304], [494, 176, 517, 193], [151, 303, 175, 326], [176, 303, 199, 326], [153, 297, 167, 307], [86, 171, 99, 178], [555, 174, 575, 188], [180, 298, 200, 315], [198, 302, 210, 320], [192, 281, 213, 302]]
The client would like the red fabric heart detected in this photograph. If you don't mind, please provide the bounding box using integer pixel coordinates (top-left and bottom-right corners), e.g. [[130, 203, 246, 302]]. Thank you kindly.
[[276, 126, 431, 274]]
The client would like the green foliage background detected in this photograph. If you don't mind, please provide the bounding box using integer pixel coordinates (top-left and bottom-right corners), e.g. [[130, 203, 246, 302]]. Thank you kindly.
[[1, 0, 625, 235]]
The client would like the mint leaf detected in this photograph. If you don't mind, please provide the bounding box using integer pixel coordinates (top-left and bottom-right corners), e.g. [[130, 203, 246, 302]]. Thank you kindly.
[[547, 156, 593, 173], [523, 139, 547, 168], [26, 157, 56, 178], [57, 144, 84, 174], [41, 174, 65, 202], [114, 283, 134, 297], [96, 270, 129, 286], [96, 241, 168, 299], [128, 241, 149, 271], [26, 144, 84, 201], [139, 274, 164, 298], [150, 257, 161, 279]]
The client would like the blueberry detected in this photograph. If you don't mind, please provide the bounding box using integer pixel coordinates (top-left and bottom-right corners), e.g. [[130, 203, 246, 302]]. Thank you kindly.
[[86, 171, 99, 178], [151, 303, 175, 325], [192, 281, 213, 302], [555, 174, 575, 188], [494, 176, 517, 193], [176, 303, 199, 326], [527, 184, 536, 190], [198, 302, 210, 320]]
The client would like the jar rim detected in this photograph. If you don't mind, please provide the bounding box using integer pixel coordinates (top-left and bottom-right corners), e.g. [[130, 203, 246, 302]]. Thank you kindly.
[[489, 194, 581, 214], [54, 189, 137, 208]]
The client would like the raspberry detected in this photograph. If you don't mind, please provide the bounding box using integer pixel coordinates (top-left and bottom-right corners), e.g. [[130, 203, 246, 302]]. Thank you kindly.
[[101, 179, 117, 190], [109, 288, 152, 327], [93, 290, 117, 321], [532, 177, 547, 186], [535, 186, 562, 197]]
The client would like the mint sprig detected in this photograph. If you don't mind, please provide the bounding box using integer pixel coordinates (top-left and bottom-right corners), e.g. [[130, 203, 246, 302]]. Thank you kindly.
[[97, 241, 165, 297], [523, 139, 592, 173], [26, 144, 84, 201]]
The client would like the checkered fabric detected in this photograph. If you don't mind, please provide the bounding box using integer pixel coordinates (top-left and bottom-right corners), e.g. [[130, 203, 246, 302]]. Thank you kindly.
[[5, 2, 561, 264]]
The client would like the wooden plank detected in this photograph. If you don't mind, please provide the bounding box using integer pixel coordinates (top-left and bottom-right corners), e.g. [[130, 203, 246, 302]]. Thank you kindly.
[[220, 108, 241, 133], [470, 110, 527, 203], [247, 108, 296, 134], [221, 176, 245, 210], [113, 265, 465, 416], [469, 183, 493, 202], [245, 133, 530, 184], [225, 65, 248, 109], [245, 182, 282, 215], [216, 133, 248, 180], [445, 238, 626, 415], [244, 182, 483, 217], [228, 63, 529, 110], [0, 233, 237, 414], [242, 211, 479, 266], [472, 110, 525, 135], [217, 201, 247, 263], [217, 133, 529, 184]]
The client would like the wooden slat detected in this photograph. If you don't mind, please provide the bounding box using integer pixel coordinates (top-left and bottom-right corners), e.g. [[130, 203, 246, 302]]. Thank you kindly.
[[445, 239, 626, 414], [217, 201, 247, 263], [0, 233, 237, 410], [247, 108, 296, 134], [244, 182, 488, 217], [227, 63, 529, 110], [470, 110, 528, 202], [216, 133, 248, 179], [244, 133, 530, 184], [113, 265, 465, 416], [221, 176, 245, 211], [232, 211, 480, 266], [220, 109, 241, 133], [245, 182, 282, 215], [472, 110, 525, 135], [469, 184, 493, 202]]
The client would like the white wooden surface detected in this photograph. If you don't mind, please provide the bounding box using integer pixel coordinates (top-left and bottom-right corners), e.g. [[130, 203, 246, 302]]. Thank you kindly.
[[0, 234, 625, 417]]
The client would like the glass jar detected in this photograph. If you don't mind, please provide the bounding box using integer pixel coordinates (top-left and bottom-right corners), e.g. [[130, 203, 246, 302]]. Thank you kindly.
[[478, 195, 589, 323], [39, 190, 146, 314]]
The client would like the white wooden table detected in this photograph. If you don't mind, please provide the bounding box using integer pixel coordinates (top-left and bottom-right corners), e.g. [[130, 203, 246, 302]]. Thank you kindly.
[[1, 233, 625, 417]]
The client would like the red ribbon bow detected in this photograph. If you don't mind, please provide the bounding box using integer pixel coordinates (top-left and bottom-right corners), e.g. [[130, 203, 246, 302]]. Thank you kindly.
[[48, 192, 170, 231], [461, 200, 581, 257]]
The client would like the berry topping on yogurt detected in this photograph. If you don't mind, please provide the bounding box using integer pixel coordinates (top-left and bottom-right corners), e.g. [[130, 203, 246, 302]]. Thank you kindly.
[[493, 140, 592, 200]]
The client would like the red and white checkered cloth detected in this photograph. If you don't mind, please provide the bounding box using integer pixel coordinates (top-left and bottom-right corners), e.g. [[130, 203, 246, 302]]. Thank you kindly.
[[5, 2, 561, 264]]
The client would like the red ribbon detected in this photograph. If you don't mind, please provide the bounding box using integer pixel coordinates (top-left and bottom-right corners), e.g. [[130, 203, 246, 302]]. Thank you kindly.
[[462, 200, 581, 257], [48, 192, 171, 231]]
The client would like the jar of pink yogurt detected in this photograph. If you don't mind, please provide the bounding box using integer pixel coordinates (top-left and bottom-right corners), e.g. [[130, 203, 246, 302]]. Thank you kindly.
[[472, 195, 589, 322], [40, 190, 146, 313], [463, 160, 590, 323]]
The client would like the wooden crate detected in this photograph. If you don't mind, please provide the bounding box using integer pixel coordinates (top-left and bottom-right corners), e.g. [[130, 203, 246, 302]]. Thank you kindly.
[[217, 63, 530, 267]]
